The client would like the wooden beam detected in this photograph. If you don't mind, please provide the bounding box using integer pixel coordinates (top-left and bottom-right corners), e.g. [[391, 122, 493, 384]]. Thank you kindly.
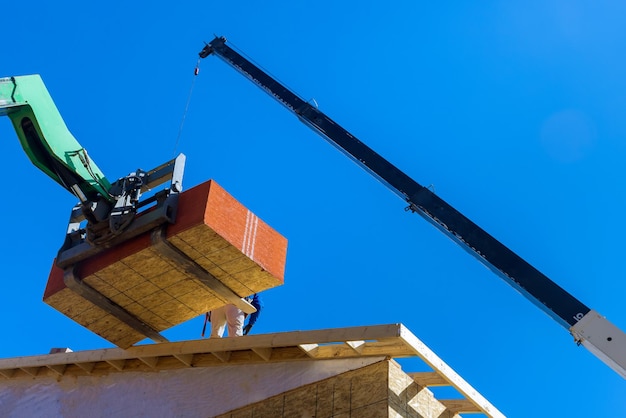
[[111, 324, 405, 360], [75, 362, 96, 374], [0, 369, 15, 379], [138, 357, 159, 368], [440, 399, 482, 414], [251, 347, 272, 361], [173, 354, 194, 367], [300, 344, 370, 359], [409, 371, 449, 387], [0, 348, 122, 371], [345, 340, 365, 354], [211, 351, 232, 362], [359, 341, 413, 357], [20, 367, 40, 377], [0, 324, 412, 376], [105, 359, 125, 371], [298, 344, 320, 358], [46, 364, 66, 376]]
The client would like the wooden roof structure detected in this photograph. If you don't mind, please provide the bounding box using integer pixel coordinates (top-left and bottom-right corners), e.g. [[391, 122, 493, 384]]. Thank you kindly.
[[0, 323, 504, 417]]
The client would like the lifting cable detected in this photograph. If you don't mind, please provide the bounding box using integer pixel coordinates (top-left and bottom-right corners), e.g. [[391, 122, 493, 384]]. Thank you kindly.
[[173, 58, 201, 156], [172, 41, 308, 158]]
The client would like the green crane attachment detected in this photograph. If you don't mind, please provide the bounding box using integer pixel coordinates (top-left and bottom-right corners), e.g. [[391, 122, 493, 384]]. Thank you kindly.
[[0, 75, 112, 202], [0, 74, 185, 265]]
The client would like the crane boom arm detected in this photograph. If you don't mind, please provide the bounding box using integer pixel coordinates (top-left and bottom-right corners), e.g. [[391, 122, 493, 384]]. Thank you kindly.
[[200, 36, 626, 378], [0, 75, 111, 202]]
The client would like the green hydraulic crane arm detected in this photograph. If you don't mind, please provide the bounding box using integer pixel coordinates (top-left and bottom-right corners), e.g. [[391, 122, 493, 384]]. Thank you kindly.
[[0, 74, 189, 345], [0, 75, 112, 202]]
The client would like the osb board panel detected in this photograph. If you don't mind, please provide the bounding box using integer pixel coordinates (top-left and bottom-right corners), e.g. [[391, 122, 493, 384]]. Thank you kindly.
[[44, 288, 145, 349], [218, 360, 457, 418], [218, 361, 391, 418], [43, 180, 287, 348]]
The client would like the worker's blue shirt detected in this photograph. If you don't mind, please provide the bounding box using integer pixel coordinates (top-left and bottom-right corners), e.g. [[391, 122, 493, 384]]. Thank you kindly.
[[246, 293, 262, 327]]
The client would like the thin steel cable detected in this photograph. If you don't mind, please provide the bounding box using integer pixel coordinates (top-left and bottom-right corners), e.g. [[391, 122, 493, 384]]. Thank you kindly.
[[173, 58, 201, 156]]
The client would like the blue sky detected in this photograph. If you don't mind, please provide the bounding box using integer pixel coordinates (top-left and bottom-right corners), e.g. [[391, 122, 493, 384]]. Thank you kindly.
[[2, 1, 626, 416]]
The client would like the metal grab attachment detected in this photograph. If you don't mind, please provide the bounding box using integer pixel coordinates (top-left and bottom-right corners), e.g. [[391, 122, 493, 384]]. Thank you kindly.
[[150, 227, 256, 315], [56, 154, 186, 269]]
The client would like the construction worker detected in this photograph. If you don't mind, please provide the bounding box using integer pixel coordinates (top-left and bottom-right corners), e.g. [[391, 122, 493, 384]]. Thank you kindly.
[[208, 293, 262, 338]]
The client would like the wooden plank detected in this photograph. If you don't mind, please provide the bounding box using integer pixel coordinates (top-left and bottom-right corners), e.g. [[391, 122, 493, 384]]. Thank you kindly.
[[298, 344, 319, 358], [211, 351, 232, 362], [105, 359, 125, 371], [359, 341, 416, 357], [409, 371, 450, 387], [440, 399, 483, 414], [173, 354, 194, 367], [75, 362, 96, 374], [20, 367, 40, 377], [296, 342, 414, 360], [0, 369, 15, 378], [120, 324, 407, 361], [251, 347, 272, 361], [0, 324, 406, 371], [345, 340, 365, 353], [138, 357, 159, 368], [46, 364, 66, 376], [226, 324, 403, 354]]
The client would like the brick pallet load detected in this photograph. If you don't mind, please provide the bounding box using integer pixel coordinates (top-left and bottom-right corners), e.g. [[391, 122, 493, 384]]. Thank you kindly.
[[43, 180, 287, 348]]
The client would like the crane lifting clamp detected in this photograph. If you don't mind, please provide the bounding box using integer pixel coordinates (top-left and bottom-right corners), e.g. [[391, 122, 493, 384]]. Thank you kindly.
[[56, 153, 187, 268], [0, 74, 187, 267], [2, 73, 288, 349]]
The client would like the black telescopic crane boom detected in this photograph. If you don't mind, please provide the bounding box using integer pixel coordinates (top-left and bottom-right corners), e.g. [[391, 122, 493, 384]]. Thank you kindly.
[[199, 36, 626, 378]]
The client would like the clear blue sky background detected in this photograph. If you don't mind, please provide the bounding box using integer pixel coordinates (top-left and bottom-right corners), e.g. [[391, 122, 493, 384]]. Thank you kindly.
[[2, 1, 626, 416]]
